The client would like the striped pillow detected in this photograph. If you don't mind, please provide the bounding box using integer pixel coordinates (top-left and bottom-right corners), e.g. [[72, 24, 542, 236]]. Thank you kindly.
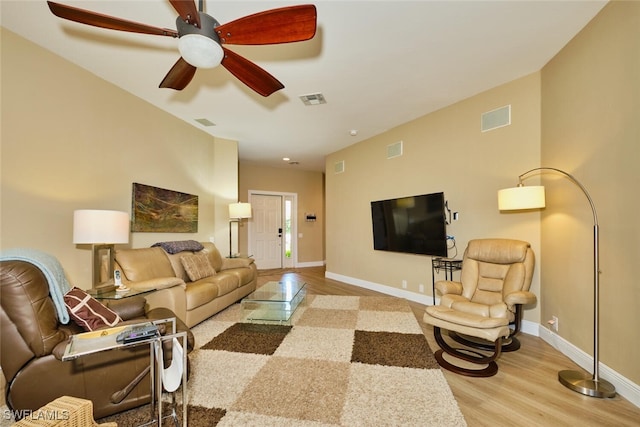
[[180, 252, 216, 281], [64, 287, 122, 331]]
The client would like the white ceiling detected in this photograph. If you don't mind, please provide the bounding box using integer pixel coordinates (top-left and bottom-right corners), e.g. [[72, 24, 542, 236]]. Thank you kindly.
[[1, 1, 607, 172]]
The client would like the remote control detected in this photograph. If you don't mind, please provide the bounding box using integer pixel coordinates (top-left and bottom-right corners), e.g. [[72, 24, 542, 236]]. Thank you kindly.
[[116, 323, 159, 344]]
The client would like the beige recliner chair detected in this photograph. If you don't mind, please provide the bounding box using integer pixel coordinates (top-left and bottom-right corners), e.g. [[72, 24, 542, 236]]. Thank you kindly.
[[423, 238, 536, 377]]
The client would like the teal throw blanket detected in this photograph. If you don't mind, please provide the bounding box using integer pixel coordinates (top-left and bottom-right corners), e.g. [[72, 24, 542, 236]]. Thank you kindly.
[[0, 248, 71, 324]]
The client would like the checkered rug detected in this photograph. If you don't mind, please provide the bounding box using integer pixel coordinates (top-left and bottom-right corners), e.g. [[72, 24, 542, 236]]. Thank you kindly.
[[102, 295, 467, 426]]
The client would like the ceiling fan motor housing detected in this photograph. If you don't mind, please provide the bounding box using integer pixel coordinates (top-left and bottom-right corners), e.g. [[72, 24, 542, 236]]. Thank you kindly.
[[176, 12, 220, 43]]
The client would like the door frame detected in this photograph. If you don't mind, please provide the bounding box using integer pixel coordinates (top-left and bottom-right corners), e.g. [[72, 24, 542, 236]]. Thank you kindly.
[[247, 190, 298, 268]]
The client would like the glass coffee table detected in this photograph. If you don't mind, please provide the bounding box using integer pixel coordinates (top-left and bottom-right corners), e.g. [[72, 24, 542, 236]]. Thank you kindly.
[[241, 279, 306, 323]]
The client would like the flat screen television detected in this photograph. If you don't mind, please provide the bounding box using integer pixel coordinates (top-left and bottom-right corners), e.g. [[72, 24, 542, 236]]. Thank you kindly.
[[371, 192, 448, 257]]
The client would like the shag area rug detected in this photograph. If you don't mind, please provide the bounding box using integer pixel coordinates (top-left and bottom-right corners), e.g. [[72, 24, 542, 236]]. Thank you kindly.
[[100, 295, 467, 426]]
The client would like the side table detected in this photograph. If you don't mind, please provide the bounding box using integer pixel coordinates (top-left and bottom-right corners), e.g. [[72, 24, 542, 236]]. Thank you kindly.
[[431, 257, 463, 305], [62, 318, 187, 427]]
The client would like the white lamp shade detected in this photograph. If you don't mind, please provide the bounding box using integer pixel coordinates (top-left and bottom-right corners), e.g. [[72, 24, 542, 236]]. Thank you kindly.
[[73, 210, 130, 244], [178, 34, 224, 68], [498, 186, 546, 210], [229, 202, 252, 219]]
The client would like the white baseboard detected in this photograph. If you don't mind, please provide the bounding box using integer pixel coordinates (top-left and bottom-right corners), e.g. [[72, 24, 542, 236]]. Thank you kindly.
[[295, 260, 325, 268], [326, 270, 640, 409]]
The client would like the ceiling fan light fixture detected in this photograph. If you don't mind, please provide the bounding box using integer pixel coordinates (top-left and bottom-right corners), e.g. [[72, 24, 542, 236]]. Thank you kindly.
[[178, 34, 223, 68]]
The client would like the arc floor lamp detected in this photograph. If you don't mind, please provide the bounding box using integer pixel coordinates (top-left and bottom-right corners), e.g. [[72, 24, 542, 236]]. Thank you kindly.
[[498, 167, 615, 398]]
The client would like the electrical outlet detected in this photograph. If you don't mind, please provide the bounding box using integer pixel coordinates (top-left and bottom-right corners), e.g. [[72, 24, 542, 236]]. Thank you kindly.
[[552, 315, 559, 332], [419, 284, 425, 293], [402, 280, 407, 289]]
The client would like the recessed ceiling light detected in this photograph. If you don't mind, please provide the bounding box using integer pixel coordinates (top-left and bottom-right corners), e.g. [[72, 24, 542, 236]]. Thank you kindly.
[[349, 129, 358, 136], [282, 157, 290, 161]]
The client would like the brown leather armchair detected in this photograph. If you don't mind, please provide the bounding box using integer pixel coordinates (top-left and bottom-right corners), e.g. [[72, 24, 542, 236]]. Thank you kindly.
[[423, 239, 536, 377], [1, 260, 194, 419]]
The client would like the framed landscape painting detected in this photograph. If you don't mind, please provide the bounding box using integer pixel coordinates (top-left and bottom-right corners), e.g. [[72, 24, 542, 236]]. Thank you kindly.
[[131, 183, 198, 232]]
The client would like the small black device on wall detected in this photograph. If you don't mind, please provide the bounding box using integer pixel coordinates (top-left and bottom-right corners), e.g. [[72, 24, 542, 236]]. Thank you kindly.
[[305, 213, 317, 222]]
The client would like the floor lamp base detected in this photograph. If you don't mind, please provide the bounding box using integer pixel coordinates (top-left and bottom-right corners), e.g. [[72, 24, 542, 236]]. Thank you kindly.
[[558, 370, 616, 398]]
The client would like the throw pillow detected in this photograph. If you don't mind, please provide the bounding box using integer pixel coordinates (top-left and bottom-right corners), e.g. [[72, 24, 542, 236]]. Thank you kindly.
[[180, 252, 216, 281], [64, 287, 122, 331]]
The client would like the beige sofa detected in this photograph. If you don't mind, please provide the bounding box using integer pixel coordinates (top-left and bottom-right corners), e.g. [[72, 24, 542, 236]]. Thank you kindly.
[[114, 242, 257, 327]]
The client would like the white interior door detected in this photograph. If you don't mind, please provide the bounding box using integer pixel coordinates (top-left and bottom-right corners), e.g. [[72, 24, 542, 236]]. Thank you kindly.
[[250, 194, 283, 269]]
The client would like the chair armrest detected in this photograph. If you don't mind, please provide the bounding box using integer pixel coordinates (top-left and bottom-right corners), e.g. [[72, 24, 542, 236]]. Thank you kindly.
[[505, 290, 537, 306], [126, 277, 185, 291], [435, 280, 463, 296], [220, 257, 254, 270]]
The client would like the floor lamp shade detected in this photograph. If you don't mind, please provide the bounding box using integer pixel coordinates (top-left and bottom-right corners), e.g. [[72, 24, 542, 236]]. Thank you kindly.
[[73, 210, 130, 289], [498, 186, 546, 210], [229, 202, 252, 219]]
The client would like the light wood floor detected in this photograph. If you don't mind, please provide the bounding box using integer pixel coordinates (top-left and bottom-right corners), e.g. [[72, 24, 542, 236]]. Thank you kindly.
[[259, 267, 640, 427]]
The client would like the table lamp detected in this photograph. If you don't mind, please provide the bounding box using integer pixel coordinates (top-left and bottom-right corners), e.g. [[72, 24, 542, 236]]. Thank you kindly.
[[73, 209, 130, 293]]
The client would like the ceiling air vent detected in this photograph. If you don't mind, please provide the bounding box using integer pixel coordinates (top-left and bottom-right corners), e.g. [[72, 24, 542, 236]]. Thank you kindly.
[[195, 118, 216, 127], [299, 93, 327, 106]]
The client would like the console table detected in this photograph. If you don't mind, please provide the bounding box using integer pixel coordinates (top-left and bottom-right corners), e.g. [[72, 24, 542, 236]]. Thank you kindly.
[[431, 257, 463, 305]]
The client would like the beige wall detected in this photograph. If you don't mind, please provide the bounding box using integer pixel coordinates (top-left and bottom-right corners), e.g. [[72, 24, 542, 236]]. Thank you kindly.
[[326, 73, 542, 323], [239, 162, 325, 264], [541, 1, 639, 384], [1, 28, 239, 287]]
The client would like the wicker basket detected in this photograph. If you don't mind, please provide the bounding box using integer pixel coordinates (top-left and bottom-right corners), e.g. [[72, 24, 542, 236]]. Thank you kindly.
[[13, 396, 116, 427]]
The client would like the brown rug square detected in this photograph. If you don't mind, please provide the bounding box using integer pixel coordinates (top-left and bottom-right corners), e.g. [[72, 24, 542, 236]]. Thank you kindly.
[[351, 330, 440, 369], [231, 356, 351, 424], [201, 322, 291, 355]]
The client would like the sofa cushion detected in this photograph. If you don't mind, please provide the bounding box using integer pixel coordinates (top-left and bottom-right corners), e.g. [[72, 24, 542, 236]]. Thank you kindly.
[[184, 280, 219, 310], [116, 247, 176, 281], [165, 252, 192, 282], [200, 242, 223, 272], [180, 252, 216, 281], [212, 272, 241, 296], [64, 287, 121, 331]]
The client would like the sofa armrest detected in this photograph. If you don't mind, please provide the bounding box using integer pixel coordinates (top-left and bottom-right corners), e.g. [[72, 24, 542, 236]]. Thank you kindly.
[[220, 257, 254, 271], [126, 277, 185, 291], [435, 280, 463, 296]]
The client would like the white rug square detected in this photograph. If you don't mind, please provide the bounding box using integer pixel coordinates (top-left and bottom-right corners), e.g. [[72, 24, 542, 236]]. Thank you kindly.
[[342, 363, 467, 426], [275, 325, 355, 362]]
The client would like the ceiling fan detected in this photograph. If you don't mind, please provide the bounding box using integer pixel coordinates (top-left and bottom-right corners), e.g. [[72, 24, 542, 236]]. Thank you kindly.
[[47, 1, 317, 96]]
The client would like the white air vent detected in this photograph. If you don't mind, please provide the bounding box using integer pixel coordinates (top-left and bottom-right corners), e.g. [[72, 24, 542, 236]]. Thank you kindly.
[[299, 93, 327, 106], [481, 105, 511, 132], [334, 160, 345, 174], [195, 118, 216, 127], [387, 141, 403, 159]]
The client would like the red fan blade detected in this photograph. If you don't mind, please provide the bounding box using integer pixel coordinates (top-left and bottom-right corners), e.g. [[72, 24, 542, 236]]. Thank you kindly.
[[47, 1, 178, 37], [221, 48, 284, 97], [169, 0, 201, 28], [216, 5, 317, 45], [159, 58, 197, 90]]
